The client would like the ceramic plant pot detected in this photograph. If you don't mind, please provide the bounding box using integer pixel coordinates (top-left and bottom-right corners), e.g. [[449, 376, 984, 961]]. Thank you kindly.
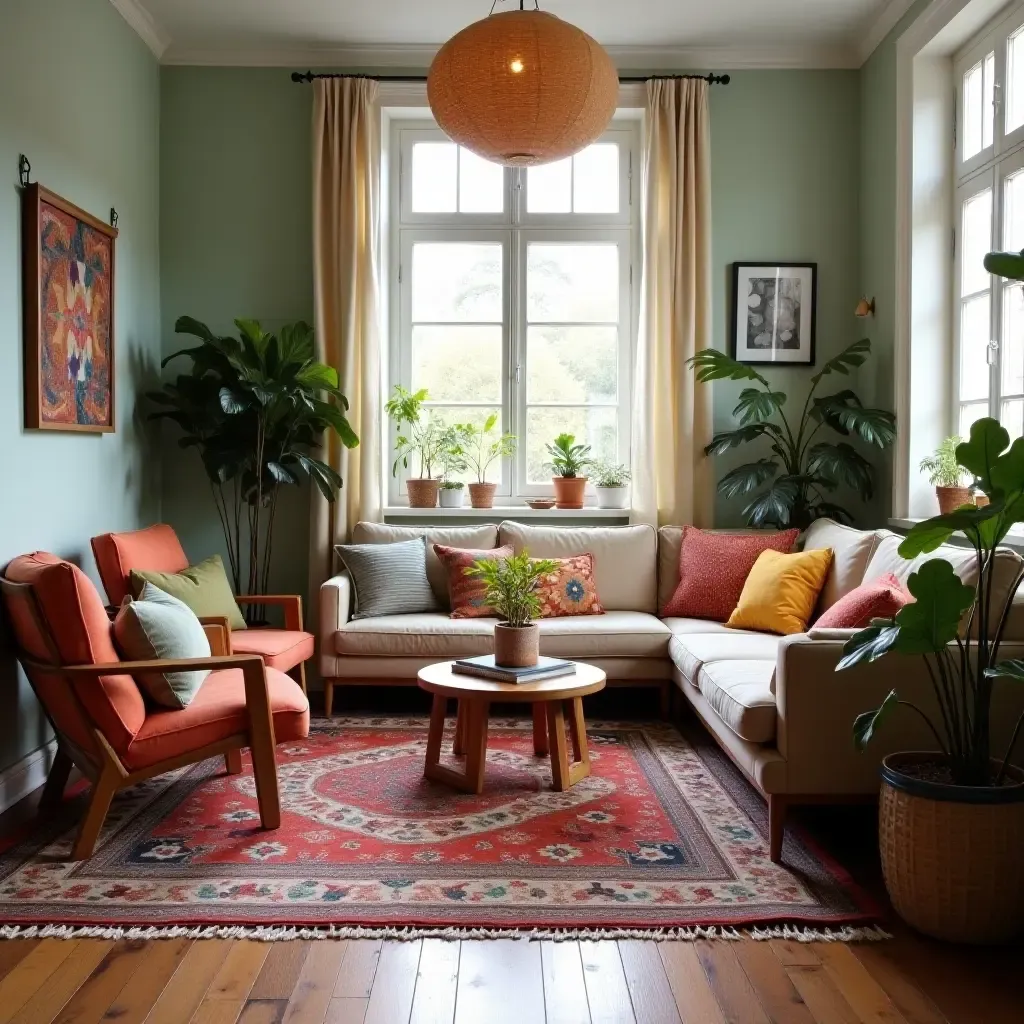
[[469, 482, 498, 509], [552, 476, 587, 509], [935, 485, 971, 514], [595, 485, 629, 509], [438, 486, 465, 508], [493, 622, 540, 667], [406, 479, 440, 508]]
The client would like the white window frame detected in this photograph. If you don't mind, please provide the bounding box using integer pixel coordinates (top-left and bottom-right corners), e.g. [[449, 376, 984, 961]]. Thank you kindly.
[[387, 119, 640, 506], [954, 0, 1024, 439]]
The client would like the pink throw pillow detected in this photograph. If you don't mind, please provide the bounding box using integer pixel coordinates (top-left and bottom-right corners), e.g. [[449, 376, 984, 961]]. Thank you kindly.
[[661, 526, 800, 622], [814, 573, 913, 629], [433, 544, 514, 618], [534, 554, 605, 618]]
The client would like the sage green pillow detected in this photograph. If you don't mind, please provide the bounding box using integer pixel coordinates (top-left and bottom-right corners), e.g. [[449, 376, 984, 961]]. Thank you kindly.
[[113, 583, 212, 709], [131, 554, 246, 631]]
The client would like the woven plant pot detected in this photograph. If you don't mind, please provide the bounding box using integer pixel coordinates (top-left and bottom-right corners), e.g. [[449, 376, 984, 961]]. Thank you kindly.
[[494, 623, 539, 668], [879, 753, 1024, 944], [469, 482, 498, 509], [935, 485, 972, 514], [406, 479, 439, 508], [552, 476, 587, 509]]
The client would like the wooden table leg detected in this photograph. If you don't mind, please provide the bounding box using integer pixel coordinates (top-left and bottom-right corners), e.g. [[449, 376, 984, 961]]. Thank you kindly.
[[424, 696, 490, 793], [567, 697, 592, 784], [424, 693, 447, 775], [454, 699, 467, 756], [464, 700, 490, 795], [532, 702, 549, 756], [547, 697, 592, 792]]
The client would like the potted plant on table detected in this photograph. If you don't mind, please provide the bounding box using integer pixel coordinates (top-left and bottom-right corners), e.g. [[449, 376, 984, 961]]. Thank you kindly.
[[385, 385, 446, 508], [593, 461, 631, 509], [459, 414, 517, 509], [837, 418, 1024, 943], [546, 433, 592, 509], [465, 551, 560, 667], [919, 436, 970, 513]]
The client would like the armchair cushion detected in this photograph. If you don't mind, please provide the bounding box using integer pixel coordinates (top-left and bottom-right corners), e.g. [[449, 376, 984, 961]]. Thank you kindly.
[[123, 665, 309, 770], [91, 524, 189, 606], [131, 554, 246, 631], [231, 628, 315, 672]]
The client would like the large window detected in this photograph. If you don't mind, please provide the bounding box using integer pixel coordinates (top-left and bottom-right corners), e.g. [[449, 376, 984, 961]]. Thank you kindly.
[[388, 120, 639, 503], [955, 3, 1024, 440]]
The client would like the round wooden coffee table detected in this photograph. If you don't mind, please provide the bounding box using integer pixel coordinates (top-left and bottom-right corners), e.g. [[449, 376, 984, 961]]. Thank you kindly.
[[417, 661, 607, 795]]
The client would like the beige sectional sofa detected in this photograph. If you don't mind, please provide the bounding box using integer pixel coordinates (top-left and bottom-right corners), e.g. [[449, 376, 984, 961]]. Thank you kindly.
[[320, 518, 1024, 862]]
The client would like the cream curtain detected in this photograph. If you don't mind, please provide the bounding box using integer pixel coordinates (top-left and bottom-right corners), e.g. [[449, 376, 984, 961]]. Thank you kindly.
[[309, 78, 383, 600], [632, 78, 713, 528]]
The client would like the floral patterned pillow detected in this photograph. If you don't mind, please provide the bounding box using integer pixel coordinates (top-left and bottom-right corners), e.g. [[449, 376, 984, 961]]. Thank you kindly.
[[534, 553, 605, 618], [433, 544, 514, 618]]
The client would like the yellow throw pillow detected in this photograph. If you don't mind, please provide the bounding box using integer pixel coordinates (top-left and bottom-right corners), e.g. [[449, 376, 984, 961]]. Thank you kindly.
[[726, 548, 834, 635]]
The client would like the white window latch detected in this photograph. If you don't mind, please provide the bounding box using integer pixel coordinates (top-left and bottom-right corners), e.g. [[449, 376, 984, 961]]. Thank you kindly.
[[987, 340, 999, 365]]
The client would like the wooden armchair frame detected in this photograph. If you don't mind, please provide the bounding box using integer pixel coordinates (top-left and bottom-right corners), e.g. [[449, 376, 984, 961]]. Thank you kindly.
[[234, 595, 307, 694], [2, 578, 282, 861]]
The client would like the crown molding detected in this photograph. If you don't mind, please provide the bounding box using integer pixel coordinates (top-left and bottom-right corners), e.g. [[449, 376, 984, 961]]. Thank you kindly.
[[857, 0, 920, 64], [108, 0, 171, 59], [161, 40, 860, 70]]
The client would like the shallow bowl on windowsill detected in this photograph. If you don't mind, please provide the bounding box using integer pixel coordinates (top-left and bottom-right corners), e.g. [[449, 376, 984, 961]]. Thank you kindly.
[[525, 499, 556, 510]]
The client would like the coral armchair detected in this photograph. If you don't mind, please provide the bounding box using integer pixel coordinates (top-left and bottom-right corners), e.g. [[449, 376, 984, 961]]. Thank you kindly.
[[91, 524, 314, 694], [1, 552, 309, 860]]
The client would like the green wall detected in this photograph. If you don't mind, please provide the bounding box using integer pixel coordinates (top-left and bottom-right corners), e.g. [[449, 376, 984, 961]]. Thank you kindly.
[[0, 0, 161, 772]]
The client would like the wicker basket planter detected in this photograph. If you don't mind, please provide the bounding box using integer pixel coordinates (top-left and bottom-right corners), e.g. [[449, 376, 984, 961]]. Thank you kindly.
[[493, 623, 539, 668], [406, 479, 439, 508], [468, 482, 498, 509], [935, 485, 972, 514], [879, 752, 1024, 944]]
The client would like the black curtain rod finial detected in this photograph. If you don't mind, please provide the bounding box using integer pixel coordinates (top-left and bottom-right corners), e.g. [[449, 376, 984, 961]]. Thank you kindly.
[[291, 69, 730, 85]]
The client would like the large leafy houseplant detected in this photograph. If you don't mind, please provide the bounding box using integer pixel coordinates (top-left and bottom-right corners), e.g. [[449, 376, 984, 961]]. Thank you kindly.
[[149, 317, 357, 597], [688, 340, 897, 529]]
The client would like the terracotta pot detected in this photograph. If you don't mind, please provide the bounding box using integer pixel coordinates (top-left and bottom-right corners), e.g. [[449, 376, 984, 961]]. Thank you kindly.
[[552, 476, 587, 509], [493, 622, 539, 668], [975, 493, 990, 508], [468, 481, 498, 509], [879, 753, 1024, 944], [935, 485, 971, 514], [406, 479, 439, 508]]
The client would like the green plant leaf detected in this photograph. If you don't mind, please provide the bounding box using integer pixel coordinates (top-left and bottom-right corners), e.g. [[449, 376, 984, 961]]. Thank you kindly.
[[832, 405, 897, 448], [887, 559, 975, 654], [853, 690, 899, 751], [704, 424, 773, 457], [984, 658, 1024, 682], [716, 460, 779, 499], [266, 461, 298, 485], [732, 388, 786, 425], [837, 623, 902, 671], [219, 387, 247, 414], [983, 249, 1024, 280], [806, 442, 874, 498], [688, 349, 769, 386], [811, 338, 871, 385], [897, 501, 1003, 557], [296, 363, 339, 391], [956, 417, 1009, 494], [742, 476, 800, 527]]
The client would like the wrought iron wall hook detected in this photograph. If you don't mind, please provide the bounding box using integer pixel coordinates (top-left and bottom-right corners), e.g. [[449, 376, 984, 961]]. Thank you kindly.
[[18, 155, 31, 188], [110, 208, 119, 229]]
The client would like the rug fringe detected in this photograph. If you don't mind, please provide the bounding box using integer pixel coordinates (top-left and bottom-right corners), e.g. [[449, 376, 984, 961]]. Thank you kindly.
[[0, 923, 891, 943]]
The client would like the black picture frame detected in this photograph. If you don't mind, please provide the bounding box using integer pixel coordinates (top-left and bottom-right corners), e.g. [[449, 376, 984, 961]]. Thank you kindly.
[[730, 262, 817, 367]]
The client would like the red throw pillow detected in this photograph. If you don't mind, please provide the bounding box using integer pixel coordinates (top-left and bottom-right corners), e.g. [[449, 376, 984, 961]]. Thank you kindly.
[[815, 573, 913, 629], [661, 526, 800, 622], [535, 554, 605, 618], [433, 544, 513, 618]]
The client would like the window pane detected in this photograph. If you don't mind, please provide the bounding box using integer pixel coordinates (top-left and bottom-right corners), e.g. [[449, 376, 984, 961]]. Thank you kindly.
[[525, 406, 617, 484], [962, 188, 992, 295], [984, 52, 995, 150], [527, 158, 572, 213], [1003, 398, 1024, 441], [960, 294, 991, 402], [1004, 282, 1024, 396], [527, 244, 618, 322], [412, 142, 457, 212], [960, 401, 989, 438], [412, 325, 502, 402], [963, 60, 983, 160], [412, 243, 503, 322], [1005, 169, 1024, 251], [423, 406, 503, 484], [573, 144, 619, 213], [527, 326, 618, 402], [458, 148, 504, 213], [1009, 26, 1024, 135]]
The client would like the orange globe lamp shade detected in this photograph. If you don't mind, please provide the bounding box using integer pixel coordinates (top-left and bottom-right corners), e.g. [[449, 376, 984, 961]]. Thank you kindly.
[[427, 8, 619, 167]]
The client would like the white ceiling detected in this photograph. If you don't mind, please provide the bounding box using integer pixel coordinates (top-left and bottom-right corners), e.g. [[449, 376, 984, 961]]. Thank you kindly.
[[109, 0, 919, 69]]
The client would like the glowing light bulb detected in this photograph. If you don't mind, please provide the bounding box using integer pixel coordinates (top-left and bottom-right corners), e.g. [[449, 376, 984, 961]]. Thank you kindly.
[[510, 58, 524, 73]]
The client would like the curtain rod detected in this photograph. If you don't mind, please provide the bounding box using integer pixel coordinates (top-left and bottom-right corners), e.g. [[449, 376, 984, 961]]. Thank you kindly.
[[289, 71, 730, 85]]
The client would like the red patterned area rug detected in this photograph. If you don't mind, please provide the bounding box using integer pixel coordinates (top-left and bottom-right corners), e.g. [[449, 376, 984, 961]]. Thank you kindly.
[[0, 718, 882, 939]]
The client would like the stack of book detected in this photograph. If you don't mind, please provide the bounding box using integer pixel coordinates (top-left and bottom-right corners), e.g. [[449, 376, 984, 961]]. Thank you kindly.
[[452, 655, 576, 684]]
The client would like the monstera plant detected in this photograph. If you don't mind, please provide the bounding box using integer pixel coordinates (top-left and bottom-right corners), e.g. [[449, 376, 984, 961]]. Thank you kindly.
[[688, 340, 896, 529], [150, 317, 358, 597]]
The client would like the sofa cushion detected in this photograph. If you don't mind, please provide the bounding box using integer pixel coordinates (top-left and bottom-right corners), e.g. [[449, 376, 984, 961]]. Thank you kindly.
[[352, 522, 499, 607], [814, 572, 913, 629], [499, 522, 657, 612], [334, 610, 670, 660], [697, 661, 777, 743], [726, 548, 834, 635], [801, 518, 879, 612], [336, 536, 439, 619], [131, 555, 246, 631], [434, 544, 513, 617], [668, 630, 781, 686], [536, 554, 604, 618]]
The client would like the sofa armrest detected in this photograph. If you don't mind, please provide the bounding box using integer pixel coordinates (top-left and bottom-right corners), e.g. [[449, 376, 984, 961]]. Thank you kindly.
[[775, 634, 1024, 794], [320, 573, 352, 634]]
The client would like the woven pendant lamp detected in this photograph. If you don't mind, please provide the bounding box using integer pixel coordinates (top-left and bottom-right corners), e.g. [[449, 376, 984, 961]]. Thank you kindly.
[[427, 3, 619, 166]]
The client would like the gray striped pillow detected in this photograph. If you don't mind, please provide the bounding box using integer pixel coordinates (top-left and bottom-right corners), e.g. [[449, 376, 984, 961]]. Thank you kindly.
[[335, 536, 439, 619]]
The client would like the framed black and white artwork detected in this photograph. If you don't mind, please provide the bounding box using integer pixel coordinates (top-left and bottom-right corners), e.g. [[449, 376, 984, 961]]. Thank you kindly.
[[731, 262, 817, 366]]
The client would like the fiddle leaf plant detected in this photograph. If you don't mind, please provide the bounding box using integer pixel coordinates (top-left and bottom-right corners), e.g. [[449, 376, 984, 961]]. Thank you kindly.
[[836, 417, 1024, 786], [688, 339, 896, 529], [464, 551, 561, 628], [546, 432, 592, 478]]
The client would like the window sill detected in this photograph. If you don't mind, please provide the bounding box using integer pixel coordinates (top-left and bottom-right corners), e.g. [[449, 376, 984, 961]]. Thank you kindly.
[[383, 504, 630, 521]]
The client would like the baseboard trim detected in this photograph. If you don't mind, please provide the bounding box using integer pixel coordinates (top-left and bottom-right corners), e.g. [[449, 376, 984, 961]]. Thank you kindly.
[[0, 741, 57, 815]]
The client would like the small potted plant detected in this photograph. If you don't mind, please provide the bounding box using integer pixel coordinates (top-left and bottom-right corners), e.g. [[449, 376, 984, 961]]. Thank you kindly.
[[465, 551, 560, 667], [385, 385, 446, 508], [437, 427, 468, 508], [919, 436, 970, 514], [460, 414, 517, 509], [593, 461, 631, 509], [546, 432, 591, 509]]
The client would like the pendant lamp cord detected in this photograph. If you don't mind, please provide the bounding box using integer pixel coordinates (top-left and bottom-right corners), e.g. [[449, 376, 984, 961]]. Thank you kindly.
[[489, 0, 540, 13]]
